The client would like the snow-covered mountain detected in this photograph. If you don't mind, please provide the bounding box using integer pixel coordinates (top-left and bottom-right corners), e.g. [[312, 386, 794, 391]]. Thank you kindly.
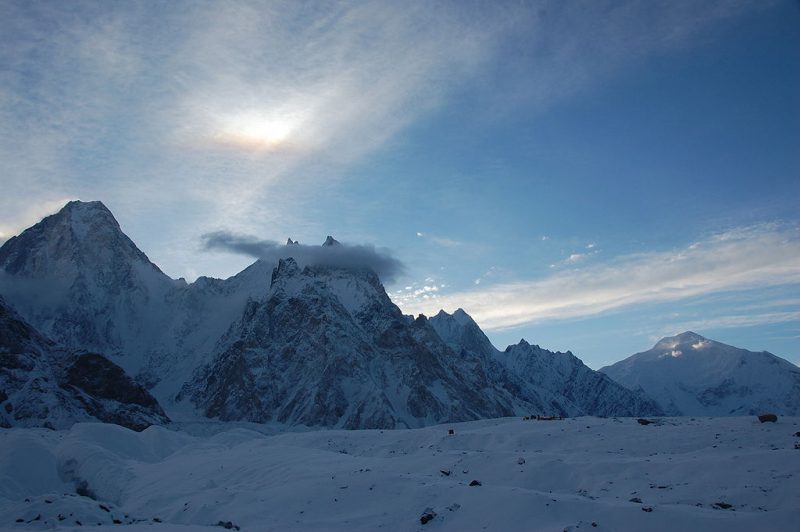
[[0, 200, 178, 373], [0, 297, 168, 430], [429, 309, 663, 417], [180, 259, 551, 428], [0, 201, 273, 403], [0, 200, 663, 429], [601, 331, 800, 416]]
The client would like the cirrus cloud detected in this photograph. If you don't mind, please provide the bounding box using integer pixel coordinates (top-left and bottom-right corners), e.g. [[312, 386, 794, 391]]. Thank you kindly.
[[399, 224, 800, 330]]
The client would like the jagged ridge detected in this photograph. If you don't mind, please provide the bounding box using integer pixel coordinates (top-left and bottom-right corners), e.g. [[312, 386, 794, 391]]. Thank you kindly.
[[429, 309, 663, 417]]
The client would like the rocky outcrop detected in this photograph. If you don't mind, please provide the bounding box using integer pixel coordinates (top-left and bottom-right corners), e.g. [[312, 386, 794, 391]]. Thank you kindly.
[[429, 310, 663, 417], [181, 259, 544, 429], [0, 298, 168, 431]]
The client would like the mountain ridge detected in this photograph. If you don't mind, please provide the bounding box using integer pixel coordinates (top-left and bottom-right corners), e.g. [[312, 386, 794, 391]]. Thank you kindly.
[[4, 200, 791, 429]]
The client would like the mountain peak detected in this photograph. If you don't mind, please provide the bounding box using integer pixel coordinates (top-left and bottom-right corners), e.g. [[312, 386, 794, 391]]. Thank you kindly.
[[58, 200, 121, 239], [451, 308, 475, 325], [63, 199, 111, 214], [271, 257, 301, 286], [322, 236, 340, 247], [603, 332, 800, 416], [432, 308, 476, 326], [286, 238, 299, 245], [0, 199, 162, 278], [654, 331, 708, 350]]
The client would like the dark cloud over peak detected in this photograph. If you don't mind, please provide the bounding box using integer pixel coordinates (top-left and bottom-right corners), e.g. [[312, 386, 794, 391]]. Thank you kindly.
[[201, 231, 405, 283]]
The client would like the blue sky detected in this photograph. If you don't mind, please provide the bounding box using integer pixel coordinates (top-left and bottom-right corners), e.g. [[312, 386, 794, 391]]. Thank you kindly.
[[1, 0, 798, 367]]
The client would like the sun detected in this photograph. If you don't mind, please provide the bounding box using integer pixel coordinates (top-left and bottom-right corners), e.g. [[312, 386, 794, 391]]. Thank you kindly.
[[214, 110, 302, 151]]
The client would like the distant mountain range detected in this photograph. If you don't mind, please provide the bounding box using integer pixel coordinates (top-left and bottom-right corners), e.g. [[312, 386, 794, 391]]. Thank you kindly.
[[0, 200, 796, 430]]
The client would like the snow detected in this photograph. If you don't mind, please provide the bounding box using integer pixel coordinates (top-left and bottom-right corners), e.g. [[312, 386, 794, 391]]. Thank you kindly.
[[2, 416, 798, 531], [602, 332, 800, 416]]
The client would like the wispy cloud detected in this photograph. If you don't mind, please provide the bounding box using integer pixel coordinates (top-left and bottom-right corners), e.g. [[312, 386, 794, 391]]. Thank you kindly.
[[665, 311, 800, 335], [416, 232, 463, 248], [399, 224, 800, 329], [550, 249, 600, 268], [0, 0, 773, 278]]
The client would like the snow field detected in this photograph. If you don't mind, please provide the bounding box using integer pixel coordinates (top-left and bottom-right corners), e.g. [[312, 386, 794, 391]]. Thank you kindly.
[[1, 416, 798, 531]]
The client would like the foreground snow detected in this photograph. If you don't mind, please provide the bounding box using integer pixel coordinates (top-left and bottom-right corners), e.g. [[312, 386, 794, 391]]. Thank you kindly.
[[1, 416, 798, 531]]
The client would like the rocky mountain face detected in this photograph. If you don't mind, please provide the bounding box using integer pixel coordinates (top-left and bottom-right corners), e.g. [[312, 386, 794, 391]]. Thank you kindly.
[[601, 331, 800, 416], [1, 200, 664, 430], [180, 259, 547, 428], [0, 297, 168, 430], [429, 310, 663, 417], [0, 200, 177, 371], [0, 201, 273, 401]]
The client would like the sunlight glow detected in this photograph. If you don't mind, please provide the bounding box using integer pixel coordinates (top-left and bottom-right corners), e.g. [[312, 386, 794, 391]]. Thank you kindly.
[[214, 110, 303, 151]]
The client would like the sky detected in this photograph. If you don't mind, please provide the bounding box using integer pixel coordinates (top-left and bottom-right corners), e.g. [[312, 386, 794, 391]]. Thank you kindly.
[[1, 0, 798, 368]]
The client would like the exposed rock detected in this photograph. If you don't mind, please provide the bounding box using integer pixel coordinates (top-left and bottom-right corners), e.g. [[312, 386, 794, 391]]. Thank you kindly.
[[1, 200, 667, 429], [182, 260, 537, 429], [420, 509, 436, 525], [758, 413, 777, 423], [430, 310, 663, 417], [469, 480, 482, 487], [0, 298, 168, 430]]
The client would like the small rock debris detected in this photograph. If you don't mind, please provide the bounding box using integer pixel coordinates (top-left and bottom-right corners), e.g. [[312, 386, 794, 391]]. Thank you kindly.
[[420, 508, 436, 525]]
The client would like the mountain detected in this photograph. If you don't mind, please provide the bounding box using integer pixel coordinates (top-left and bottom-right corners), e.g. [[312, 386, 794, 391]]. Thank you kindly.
[[601, 331, 800, 416], [429, 309, 663, 417], [179, 259, 550, 428], [0, 297, 168, 430], [428, 308, 499, 360], [0, 200, 177, 371], [1, 200, 662, 429], [0, 201, 273, 403]]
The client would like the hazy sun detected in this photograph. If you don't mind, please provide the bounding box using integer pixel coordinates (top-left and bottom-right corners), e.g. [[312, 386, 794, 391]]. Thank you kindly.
[[214, 110, 302, 151]]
